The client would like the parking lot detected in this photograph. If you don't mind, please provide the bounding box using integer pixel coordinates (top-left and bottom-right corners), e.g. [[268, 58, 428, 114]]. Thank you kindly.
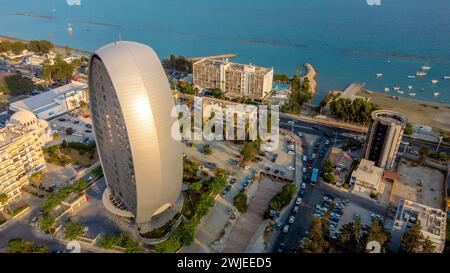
[[48, 111, 94, 144]]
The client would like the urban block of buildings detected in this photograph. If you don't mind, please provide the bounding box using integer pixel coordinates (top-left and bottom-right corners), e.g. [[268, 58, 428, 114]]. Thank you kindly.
[[391, 199, 447, 253], [89, 41, 183, 233], [193, 58, 274, 99], [0, 112, 50, 210], [9, 81, 87, 120]]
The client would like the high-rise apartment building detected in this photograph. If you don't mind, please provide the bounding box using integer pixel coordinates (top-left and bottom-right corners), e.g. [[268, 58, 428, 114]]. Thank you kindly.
[[88, 41, 182, 232], [0, 123, 46, 210], [193, 58, 274, 99], [364, 110, 408, 169]]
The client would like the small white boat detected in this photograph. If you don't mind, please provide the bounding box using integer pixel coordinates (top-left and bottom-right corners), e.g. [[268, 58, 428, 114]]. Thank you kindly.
[[376, 73, 383, 78], [394, 87, 400, 91], [67, 23, 73, 36], [384, 87, 390, 92], [409, 93, 416, 96], [431, 80, 439, 84], [408, 75, 416, 79], [421, 66, 431, 70], [416, 71, 427, 77], [408, 85, 413, 90], [443, 76, 450, 80], [433, 92, 440, 97], [397, 90, 404, 94]]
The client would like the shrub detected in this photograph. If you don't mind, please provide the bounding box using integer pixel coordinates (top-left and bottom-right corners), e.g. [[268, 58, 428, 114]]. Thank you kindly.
[[234, 193, 248, 213]]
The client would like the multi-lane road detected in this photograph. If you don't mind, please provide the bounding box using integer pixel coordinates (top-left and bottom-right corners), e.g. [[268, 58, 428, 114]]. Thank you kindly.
[[271, 115, 447, 253]]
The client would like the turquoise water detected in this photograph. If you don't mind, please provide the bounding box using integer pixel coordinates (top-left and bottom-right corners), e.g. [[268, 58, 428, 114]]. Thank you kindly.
[[0, 0, 449, 104]]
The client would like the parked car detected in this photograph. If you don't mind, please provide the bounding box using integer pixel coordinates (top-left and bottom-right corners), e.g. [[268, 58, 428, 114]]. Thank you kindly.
[[301, 183, 306, 189], [288, 216, 296, 224], [286, 166, 295, 171], [298, 189, 306, 198], [288, 151, 295, 155], [282, 225, 290, 234], [229, 178, 237, 185], [295, 197, 303, 205], [292, 206, 299, 214]]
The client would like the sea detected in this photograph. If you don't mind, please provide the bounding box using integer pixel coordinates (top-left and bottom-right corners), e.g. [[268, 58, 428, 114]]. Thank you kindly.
[[0, 0, 449, 104]]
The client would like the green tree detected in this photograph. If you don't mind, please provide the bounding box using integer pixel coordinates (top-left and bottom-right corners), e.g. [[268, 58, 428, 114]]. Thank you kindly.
[[177, 218, 200, 245], [27, 40, 54, 54], [39, 216, 55, 233], [404, 123, 413, 135], [2, 75, 36, 96], [273, 74, 289, 83], [194, 194, 214, 217], [360, 219, 391, 252], [322, 159, 334, 175], [162, 55, 192, 73], [241, 140, 261, 162], [204, 145, 213, 155], [91, 166, 104, 179], [422, 237, 436, 253], [338, 218, 362, 252], [418, 147, 429, 163], [401, 221, 424, 253], [65, 223, 85, 240], [10, 41, 26, 55], [7, 238, 49, 253], [43, 56, 74, 83], [155, 234, 182, 253], [322, 172, 336, 184], [300, 217, 329, 253], [329, 98, 380, 124], [209, 88, 225, 99], [234, 192, 248, 213], [189, 182, 202, 193], [206, 174, 228, 195]]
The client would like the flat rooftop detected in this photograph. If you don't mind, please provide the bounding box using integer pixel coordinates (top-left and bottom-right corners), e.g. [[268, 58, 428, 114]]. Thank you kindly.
[[0, 124, 33, 149], [352, 159, 383, 186], [390, 159, 445, 209], [10, 81, 87, 112], [194, 58, 272, 75]]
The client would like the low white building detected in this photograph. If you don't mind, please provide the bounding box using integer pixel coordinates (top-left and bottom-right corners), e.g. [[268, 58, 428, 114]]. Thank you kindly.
[[350, 159, 383, 195], [9, 81, 87, 120]]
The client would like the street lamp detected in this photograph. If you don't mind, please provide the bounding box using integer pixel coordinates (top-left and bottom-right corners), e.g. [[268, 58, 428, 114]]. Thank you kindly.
[[436, 136, 443, 153]]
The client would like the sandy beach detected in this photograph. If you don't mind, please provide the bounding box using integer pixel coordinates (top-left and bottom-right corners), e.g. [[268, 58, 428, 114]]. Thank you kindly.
[[304, 63, 317, 97], [357, 90, 450, 133]]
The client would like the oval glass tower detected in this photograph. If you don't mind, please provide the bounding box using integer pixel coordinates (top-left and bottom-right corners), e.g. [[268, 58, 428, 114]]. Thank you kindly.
[[88, 41, 182, 232]]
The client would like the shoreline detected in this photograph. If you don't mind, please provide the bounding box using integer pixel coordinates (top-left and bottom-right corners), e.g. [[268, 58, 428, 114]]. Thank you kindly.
[[304, 63, 317, 97], [0, 34, 91, 57], [357, 90, 450, 133]]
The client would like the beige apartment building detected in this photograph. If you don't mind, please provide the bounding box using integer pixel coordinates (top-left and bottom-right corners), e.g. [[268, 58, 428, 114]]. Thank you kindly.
[[0, 124, 46, 210], [193, 58, 274, 99]]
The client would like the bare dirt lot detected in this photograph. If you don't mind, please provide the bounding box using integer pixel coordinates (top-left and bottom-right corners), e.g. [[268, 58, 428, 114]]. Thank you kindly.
[[390, 159, 445, 209]]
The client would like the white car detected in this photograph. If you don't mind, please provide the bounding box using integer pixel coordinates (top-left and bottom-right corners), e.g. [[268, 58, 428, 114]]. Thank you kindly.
[[301, 183, 307, 189], [288, 216, 296, 224], [287, 120, 295, 125], [312, 154, 316, 159], [287, 166, 295, 171], [303, 155, 307, 162], [323, 196, 332, 202], [283, 225, 290, 234], [298, 132, 303, 137], [302, 167, 307, 174], [295, 197, 303, 205], [88, 175, 95, 181], [288, 151, 295, 155], [325, 140, 330, 145]]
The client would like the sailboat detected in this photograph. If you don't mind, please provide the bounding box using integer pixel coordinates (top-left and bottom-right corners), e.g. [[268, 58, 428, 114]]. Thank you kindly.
[[408, 85, 413, 90], [409, 93, 416, 96], [376, 73, 383, 78]]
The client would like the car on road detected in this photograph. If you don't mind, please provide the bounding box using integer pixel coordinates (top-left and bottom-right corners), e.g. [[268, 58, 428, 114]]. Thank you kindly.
[[292, 206, 299, 214], [301, 183, 306, 189], [282, 225, 290, 234], [325, 139, 330, 145], [288, 216, 296, 224], [288, 151, 295, 155], [298, 132, 303, 137], [88, 175, 95, 181], [302, 167, 307, 174], [295, 197, 303, 205], [287, 120, 295, 125], [299, 189, 306, 198], [312, 153, 316, 159], [229, 178, 237, 185], [286, 166, 295, 171], [278, 243, 285, 253], [302, 155, 307, 162]]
